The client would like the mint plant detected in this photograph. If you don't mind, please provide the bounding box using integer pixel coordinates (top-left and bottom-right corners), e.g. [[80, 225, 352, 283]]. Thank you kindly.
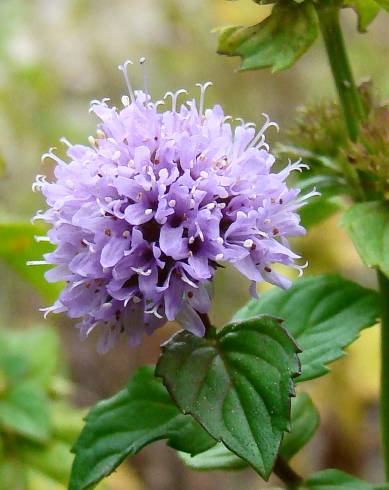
[[29, 1, 389, 488]]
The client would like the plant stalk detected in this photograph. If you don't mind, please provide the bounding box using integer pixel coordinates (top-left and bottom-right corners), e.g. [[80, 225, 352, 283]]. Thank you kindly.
[[198, 312, 213, 337], [378, 271, 389, 479], [273, 456, 303, 489], [317, 2, 389, 480], [316, 3, 365, 200]]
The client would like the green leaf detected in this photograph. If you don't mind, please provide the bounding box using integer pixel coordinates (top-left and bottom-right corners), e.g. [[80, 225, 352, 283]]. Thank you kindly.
[[179, 443, 246, 471], [234, 275, 380, 382], [0, 381, 50, 443], [0, 222, 61, 302], [280, 392, 320, 461], [20, 441, 73, 485], [0, 460, 27, 490], [178, 392, 318, 471], [217, 1, 318, 72], [51, 402, 85, 445], [302, 469, 389, 489], [341, 202, 389, 278], [344, 0, 380, 32], [300, 197, 342, 228], [0, 327, 60, 389], [69, 366, 216, 490], [156, 316, 301, 479], [376, 0, 389, 11]]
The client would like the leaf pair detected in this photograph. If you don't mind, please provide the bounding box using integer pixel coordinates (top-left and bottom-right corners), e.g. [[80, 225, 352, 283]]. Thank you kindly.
[[218, 0, 388, 73], [70, 275, 380, 488], [218, 1, 318, 72]]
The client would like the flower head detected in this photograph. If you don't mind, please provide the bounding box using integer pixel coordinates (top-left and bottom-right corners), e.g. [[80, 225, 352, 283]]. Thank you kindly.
[[32, 59, 313, 352]]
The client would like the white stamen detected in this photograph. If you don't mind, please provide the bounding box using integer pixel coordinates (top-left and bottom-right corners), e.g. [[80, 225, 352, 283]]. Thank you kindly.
[[217, 203, 226, 209], [131, 267, 152, 276], [145, 305, 163, 319], [216, 237, 224, 244], [168, 199, 176, 208], [41, 147, 63, 165], [32, 175, 47, 192], [164, 89, 188, 113], [118, 59, 135, 102], [264, 218, 271, 225], [196, 81, 213, 117], [105, 196, 113, 203], [206, 203, 215, 210], [180, 273, 198, 288], [144, 208, 153, 215], [133, 296, 141, 303], [215, 253, 224, 261], [188, 236, 195, 244], [40, 304, 60, 319], [31, 210, 44, 222], [243, 239, 254, 249], [250, 113, 279, 149], [102, 302, 112, 310], [121, 95, 130, 107], [34, 235, 50, 242], [60, 136, 72, 147], [122, 230, 130, 238], [27, 260, 48, 266], [88, 136, 97, 147]]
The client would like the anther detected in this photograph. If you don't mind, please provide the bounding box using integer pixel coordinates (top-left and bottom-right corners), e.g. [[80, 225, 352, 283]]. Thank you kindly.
[[139, 57, 149, 99]]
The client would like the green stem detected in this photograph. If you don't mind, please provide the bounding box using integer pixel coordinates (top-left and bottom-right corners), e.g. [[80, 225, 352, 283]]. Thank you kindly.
[[316, 4, 365, 200], [378, 271, 389, 480], [317, 3, 389, 480], [316, 4, 365, 140], [273, 456, 303, 489]]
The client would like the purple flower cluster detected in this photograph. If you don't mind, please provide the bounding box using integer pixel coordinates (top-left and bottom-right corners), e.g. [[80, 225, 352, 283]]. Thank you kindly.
[[32, 60, 313, 352]]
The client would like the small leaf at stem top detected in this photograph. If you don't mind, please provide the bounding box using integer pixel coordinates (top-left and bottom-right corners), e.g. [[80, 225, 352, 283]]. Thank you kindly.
[[217, 1, 318, 72], [156, 316, 301, 479], [344, 0, 381, 31]]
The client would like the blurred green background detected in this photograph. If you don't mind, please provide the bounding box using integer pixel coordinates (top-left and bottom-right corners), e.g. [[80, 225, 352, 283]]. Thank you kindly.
[[0, 1, 388, 489]]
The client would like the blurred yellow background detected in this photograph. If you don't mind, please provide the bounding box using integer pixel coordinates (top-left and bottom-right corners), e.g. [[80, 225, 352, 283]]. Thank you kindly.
[[0, 1, 388, 489]]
